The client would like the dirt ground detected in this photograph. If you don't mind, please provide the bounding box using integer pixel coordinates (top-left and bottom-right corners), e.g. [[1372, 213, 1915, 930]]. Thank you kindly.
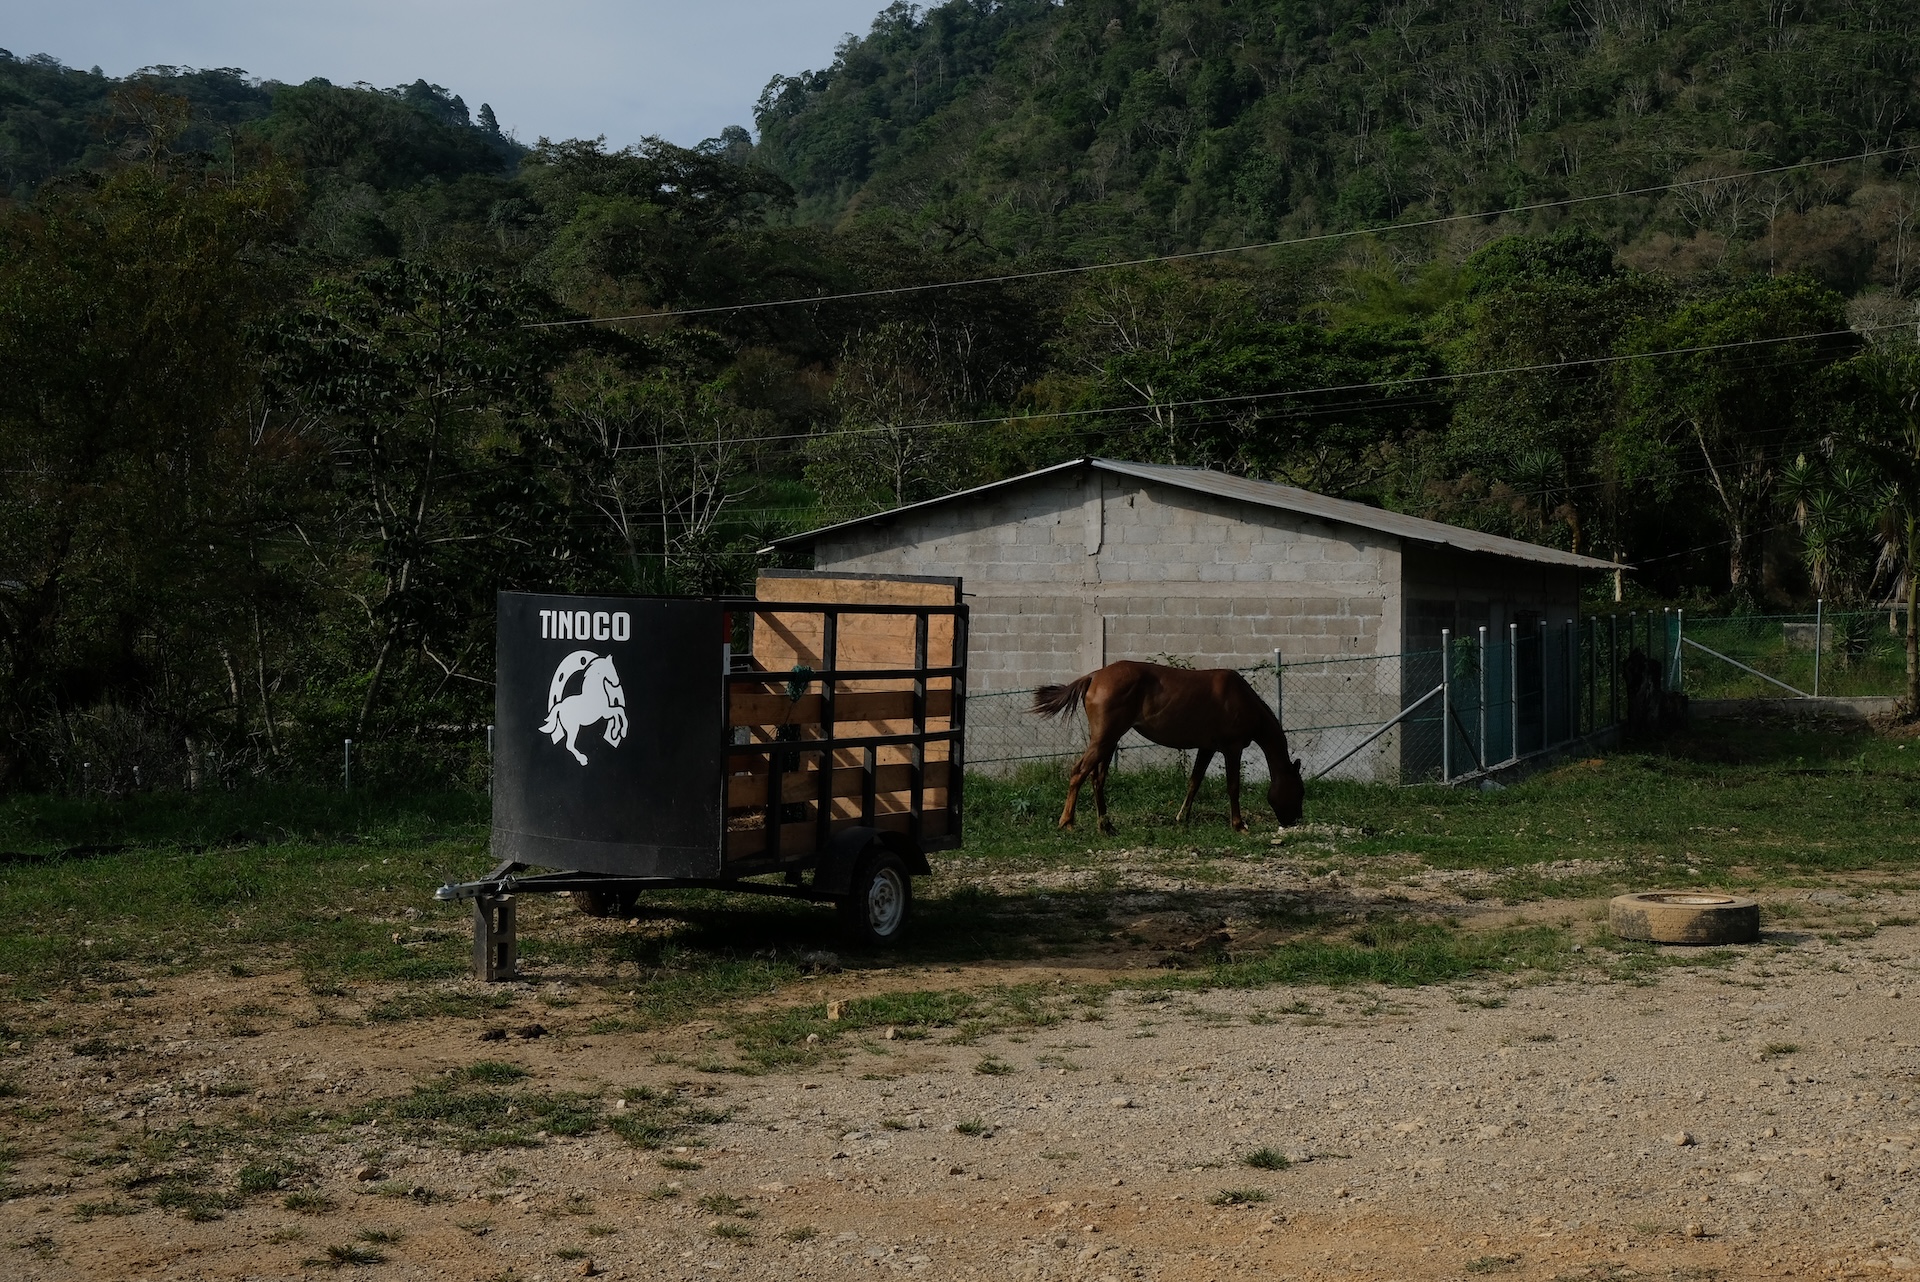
[[3, 879, 1918, 1282]]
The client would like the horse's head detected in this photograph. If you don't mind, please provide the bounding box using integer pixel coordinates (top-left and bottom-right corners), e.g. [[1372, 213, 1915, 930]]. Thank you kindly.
[[1267, 756, 1305, 827]]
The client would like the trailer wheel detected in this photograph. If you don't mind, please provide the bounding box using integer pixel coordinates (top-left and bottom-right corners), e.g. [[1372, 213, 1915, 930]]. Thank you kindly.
[[572, 889, 635, 919], [839, 849, 912, 947]]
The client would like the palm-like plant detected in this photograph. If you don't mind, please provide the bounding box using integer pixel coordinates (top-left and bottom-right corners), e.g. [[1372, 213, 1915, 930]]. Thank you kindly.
[[1843, 351, 1920, 714]]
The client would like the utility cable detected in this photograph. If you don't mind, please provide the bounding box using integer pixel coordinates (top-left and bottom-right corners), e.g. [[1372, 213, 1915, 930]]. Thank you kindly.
[[523, 146, 1920, 329]]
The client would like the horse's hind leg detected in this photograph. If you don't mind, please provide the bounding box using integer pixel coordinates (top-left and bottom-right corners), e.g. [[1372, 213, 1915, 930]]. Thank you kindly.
[[1092, 751, 1117, 835], [1058, 745, 1102, 829], [1175, 750, 1215, 823], [1225, 749, 1246, 832]]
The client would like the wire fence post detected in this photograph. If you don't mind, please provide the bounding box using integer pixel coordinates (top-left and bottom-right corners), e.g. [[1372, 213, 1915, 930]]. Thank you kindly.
[[487, 724, 495, 797], [1508, 621, 1519, 764], [1477, 625, 1488, 769], [1440, 628, 1451, 782], [343, 738, 353, 793], [1566, 619, 1576, 745], [1813, 597, 1823, 698], [1609, 614, 1618, 726], [1273, 648, 1284, 729], [1674, 608, 1685, 692]]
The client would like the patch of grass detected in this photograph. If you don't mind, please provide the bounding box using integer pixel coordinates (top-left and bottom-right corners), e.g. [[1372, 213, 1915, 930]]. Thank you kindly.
[[70, 1199, 139, 1220], [707, 1220, 753, 1241], [363, 1078, 601, 1152], [974, 1055, 1015, 1076], [554, 1248, 589, 1261], [585, 1223, 618, 1238], [642, 1183, 680, 1201], [781, 1225, 819, 1242], [267, 1227, 308, 1244], [953, 1117, 989, 1136], [1762, 1042, 1801, 1057], [1242, 1148, 1291, 1171], [1208, 1188, 1271, 1206], [458, 1061, 529, 1084], [313, 1242, 386, 1268], [880, 1116, 913, 1131], [1466, 1254, 1521, 1273], [284, 1192, 337, 1214], [697, 1192, 756, 1218], [235, 1161, 300, 1196], [357, 1228, 403, 1244]]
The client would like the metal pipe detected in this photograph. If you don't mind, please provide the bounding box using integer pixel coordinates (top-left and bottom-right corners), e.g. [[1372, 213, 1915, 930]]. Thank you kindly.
[[1675, 608, 1685, 691], [1441, 629, 1451, 783], [486, 724, 494, 797], [1274, 648, 1284, 727], [1477, 625, 1487, 769], [343, 739, 353, 792], [1508, 622, 1519, 764], [1310, 683, 1444, 781], [1814, 597, 1823, 698]]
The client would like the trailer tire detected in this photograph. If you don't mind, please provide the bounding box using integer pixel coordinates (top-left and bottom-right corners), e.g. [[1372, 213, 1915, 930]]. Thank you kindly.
[[572, 888, 635, 919], [839, 849, 912, 948]]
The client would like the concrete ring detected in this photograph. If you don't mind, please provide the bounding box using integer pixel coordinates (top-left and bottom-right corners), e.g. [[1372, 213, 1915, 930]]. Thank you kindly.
[[1609, 891, 1760, 945]]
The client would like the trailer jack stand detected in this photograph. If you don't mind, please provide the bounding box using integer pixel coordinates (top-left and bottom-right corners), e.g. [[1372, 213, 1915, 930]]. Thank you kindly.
[[473, 894, 518, 981]]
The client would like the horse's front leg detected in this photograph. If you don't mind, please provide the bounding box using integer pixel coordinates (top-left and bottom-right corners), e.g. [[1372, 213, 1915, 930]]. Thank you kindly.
[[1175, 750, 1215, 823], [1225, 749, 1246, 832]]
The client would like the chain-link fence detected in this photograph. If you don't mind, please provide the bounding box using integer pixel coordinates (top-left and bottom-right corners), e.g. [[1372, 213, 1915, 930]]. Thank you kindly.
[[1665, 607, 1910, 700]]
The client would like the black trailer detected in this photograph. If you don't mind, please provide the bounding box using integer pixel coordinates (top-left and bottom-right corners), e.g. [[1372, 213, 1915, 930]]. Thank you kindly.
[[437, 571, 967, 979]]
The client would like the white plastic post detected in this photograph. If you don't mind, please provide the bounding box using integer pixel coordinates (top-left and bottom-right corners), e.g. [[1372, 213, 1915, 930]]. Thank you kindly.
[[1674, 608, 1685, 691], [1440, 629, 1451, 783], [343, 738, 353, 792]]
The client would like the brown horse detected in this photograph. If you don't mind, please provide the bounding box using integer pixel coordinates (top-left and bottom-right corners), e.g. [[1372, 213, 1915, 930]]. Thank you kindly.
[[1031, 661, 1305, 835]]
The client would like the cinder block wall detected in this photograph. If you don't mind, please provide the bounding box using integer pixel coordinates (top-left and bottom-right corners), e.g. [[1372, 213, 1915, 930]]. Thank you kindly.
[[808, 467, 1405, 780], [812, 469, 1401, 691]]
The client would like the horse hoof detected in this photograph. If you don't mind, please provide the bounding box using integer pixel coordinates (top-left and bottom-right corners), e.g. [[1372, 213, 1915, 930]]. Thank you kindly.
[[1097, 822, 1116, 836]]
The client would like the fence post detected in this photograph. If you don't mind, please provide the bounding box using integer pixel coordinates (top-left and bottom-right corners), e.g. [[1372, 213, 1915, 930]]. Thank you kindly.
[[1813, 598, 1823, 698], [1440, 629, 1451, 783], [1273, 648, 1284, 728], [1609, 614, 1618, 726], [1508, 621, 1519, 764], [1674, 608, 1684, 692], [343, 738, 353, 792], [1566, 618, 1575, 741], [1478, 625, 1488, 770], [487, 724, 495, 797]]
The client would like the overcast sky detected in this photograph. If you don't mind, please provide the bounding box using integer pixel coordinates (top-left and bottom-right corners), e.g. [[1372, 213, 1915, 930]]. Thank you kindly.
[[0, 0, 889, 146]]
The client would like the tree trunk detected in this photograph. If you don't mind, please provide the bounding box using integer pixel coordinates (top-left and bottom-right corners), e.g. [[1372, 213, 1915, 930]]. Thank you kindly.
[[1907, 513, 1918, 717]]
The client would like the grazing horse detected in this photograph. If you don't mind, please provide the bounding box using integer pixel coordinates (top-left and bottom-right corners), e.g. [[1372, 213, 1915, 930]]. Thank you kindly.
[[1031, 661, 1304, 834]]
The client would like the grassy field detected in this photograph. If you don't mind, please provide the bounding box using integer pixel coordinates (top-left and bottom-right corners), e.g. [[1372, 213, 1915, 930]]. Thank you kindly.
[[0, 719, 1913, 1013]]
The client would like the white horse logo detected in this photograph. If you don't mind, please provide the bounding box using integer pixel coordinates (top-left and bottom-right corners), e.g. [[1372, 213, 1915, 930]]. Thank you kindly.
[[539, 650, 628, 765]]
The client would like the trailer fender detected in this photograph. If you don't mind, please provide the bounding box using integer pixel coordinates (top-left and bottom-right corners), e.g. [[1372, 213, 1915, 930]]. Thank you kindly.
[[816, 827, 930, 896]]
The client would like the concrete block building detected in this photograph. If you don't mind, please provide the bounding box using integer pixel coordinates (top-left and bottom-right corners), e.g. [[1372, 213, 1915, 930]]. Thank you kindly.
[[769, 458, 1617, 780]]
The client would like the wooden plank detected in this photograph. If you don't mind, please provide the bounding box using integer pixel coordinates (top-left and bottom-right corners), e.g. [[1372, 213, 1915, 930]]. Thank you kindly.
[[729, 688, 953, 728], [754, 572, 960, 608], [726, 760, 950, 808], [724, 808, 951, 861]]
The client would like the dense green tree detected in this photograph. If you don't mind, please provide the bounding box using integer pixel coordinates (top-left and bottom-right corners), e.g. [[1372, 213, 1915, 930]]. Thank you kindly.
[[0, 163, 301, 787], [1614, 276, 1858, 596]]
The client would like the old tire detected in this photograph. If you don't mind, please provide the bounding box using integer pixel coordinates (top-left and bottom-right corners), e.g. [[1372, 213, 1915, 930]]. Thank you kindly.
[[839, 849, 912, 948], [572, 888, 635, 919], [1610, 891, 1759, 945]]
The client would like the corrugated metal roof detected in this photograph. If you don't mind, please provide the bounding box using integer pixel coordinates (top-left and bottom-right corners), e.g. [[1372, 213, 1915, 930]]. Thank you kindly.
[[769, 457, 1623, 572]]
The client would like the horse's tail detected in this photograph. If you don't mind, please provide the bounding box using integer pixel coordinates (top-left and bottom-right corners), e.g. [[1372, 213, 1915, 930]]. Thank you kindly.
[[1030, 673, 1093, 719]]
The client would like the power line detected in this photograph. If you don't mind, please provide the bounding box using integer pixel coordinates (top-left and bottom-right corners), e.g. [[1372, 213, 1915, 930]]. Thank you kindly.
[[605, 319, 1896, 455], [524, 146, 1919, 330]]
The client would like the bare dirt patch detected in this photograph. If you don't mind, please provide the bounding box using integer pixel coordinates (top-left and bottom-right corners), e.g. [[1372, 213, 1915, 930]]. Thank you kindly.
[[4, 881, 1918, 1281]]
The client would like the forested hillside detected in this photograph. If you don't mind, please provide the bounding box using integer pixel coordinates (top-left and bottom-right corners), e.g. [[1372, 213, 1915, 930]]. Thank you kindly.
[[757, 0, 1920, 288], [8, 6, 1920, 796]]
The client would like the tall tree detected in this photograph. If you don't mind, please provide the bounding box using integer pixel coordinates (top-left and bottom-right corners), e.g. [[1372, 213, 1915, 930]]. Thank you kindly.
[[1613, 276, 1857, 596]]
